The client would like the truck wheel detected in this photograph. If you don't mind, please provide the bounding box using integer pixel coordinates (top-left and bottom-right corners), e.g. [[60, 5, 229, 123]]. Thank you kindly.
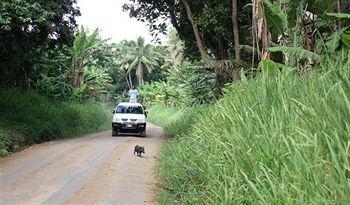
[[112, 128, 118, 136], [140, 130, 146, 137]]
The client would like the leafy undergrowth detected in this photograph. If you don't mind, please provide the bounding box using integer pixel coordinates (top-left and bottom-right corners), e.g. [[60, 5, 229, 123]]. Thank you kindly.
[[154, 70, 350, 204], [0, 86, 111, 157]]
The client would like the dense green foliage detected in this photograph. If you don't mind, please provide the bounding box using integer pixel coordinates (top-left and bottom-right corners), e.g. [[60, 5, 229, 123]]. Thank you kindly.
[[1, 1, 350, 203], [35, 33, 171, 102], [123, 0, 252, 61], [154, 68, 350, 204], [0, 0, 80, 86], [30, 27, 118, 102], [123, 37, 160, 85], [140, 61, 216, 107], [0, 86, 111, 156], [0, 0, 173, 155], [124, 0, 350, 82]]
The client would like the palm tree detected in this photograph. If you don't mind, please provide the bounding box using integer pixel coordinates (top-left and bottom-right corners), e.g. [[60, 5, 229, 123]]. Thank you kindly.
[[116, 58, 132, 89], [115, 40, 136, 88], [168, 30, 184, 66], [128, 37, 159, 85]]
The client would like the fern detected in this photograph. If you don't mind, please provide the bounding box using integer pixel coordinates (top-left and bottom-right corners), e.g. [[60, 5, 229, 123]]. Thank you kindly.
[[269, 46, 321, 61]]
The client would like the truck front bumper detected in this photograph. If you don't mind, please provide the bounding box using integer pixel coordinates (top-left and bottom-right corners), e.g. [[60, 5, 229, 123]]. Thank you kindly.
[[112, 122, 146, 132]]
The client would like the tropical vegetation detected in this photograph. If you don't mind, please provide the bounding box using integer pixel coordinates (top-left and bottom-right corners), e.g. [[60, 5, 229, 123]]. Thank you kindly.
[[150, 67, 350, 204], [1, 0, 350, 203], [0, 85, 111, 157], [123, 0, 350, 204]]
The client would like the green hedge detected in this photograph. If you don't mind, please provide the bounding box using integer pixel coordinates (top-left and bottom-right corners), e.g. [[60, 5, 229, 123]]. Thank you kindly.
[[0, 86, 111, 156]]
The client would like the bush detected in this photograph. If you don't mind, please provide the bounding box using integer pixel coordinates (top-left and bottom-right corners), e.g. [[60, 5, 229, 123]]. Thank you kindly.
[[157, 70, 350, 204], [0, 86, 111, 156]]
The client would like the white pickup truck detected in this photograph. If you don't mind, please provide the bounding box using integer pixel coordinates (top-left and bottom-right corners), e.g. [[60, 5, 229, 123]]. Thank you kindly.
[[111, 102, 147, 137]]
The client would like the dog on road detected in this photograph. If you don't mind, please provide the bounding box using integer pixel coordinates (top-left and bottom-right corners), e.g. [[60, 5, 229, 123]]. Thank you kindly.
[[134, 145, 145, 157]]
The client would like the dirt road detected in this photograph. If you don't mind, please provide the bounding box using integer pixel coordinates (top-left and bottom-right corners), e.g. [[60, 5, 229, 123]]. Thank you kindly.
[[0, 124, 165, 205]]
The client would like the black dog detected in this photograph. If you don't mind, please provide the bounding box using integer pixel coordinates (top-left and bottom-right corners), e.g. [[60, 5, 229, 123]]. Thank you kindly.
[[134, 145, 145, 157]]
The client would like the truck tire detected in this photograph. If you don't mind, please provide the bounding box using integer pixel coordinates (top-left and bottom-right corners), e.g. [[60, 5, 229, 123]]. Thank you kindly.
[[112, 128, 118, 136], [140, 130, 146, 137]]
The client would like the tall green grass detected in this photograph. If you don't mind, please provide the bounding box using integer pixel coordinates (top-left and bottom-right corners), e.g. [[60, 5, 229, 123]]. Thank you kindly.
[[157, 70, 350, 204], [147, 103, 204, 137], [0, 86, 111, 156], [147, 104, 184, 128]]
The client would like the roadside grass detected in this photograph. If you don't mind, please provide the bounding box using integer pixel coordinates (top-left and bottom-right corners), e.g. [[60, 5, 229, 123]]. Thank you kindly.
[[0, 86, 111, 157], [147, 104, 183, 128], [155, 69, 350, 204], [147, 103, 203, 137]]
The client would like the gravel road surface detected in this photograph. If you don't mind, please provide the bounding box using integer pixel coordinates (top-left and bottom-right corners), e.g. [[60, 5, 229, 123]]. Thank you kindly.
[[0, 123, 164, 205]]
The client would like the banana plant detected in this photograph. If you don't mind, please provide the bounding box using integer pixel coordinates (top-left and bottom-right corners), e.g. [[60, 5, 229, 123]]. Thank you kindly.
[[71, 26, 100, 87], [84, 67, 112, 100]]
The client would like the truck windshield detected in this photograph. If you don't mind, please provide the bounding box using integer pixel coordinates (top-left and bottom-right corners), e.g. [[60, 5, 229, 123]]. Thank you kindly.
[[116, 105, 143, 114]]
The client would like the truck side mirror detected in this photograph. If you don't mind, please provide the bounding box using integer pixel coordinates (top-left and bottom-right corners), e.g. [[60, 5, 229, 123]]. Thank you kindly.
[[145, 111, 148, 118], [111, 110, 115, 114]]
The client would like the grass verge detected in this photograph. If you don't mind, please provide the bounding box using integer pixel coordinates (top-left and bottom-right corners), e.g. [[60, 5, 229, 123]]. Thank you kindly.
[[0, 86, 111, 157], [153, 70, 350, 204], [147, 103, 203, 137]]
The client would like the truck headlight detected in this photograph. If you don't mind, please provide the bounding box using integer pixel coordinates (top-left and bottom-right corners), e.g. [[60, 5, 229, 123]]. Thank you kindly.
[[138, 118, 145, 123], [113, 118, 122, 123]]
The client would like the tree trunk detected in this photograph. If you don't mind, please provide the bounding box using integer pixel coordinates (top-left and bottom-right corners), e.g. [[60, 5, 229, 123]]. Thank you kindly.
[[253, 0, 271, 60], [137, 62, 144, 85], [181, 0, 216, 68], [217, 37, 228, 60], [73, 61, 85, 87], [181, 0, 240, 97], [231, 0, 241, 60], [73, 72, 84, 87], [124, 73, 131, 89]]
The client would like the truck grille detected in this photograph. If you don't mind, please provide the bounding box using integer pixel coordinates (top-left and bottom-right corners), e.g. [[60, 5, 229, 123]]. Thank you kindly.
[[130, 119, 137, 122]]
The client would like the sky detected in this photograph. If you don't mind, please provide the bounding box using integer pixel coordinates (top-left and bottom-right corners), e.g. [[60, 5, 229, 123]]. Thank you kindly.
[[76, 0, 157, 44]]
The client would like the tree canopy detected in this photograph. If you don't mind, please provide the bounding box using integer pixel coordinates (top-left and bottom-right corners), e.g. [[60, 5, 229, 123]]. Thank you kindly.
[[123, 0, 252, 61], [0, 0, 80, 86]]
